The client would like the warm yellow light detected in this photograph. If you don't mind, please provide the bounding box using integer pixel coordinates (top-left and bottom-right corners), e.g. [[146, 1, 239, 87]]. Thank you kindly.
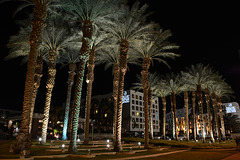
[[96, 110, 98, 114], [105, 113, 107, 117], [136, 112, 139, 116]]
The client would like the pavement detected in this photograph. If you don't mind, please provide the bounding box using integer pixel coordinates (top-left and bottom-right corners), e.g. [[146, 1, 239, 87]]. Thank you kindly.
[[221, 151, 240, 160]]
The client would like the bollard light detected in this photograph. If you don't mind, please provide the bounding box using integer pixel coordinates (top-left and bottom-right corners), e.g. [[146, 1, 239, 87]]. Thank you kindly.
[[39, 137, 42, 144], [62, 144, 65, 152], [138, 142, 141, 148], [77, 138, 80, 142], [107, 144, 110, 150], [88, 149, 91, 155], [107, 139, 110, 143]]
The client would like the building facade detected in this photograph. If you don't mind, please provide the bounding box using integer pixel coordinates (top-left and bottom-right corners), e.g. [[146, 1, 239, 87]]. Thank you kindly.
[[122, 90, 160, 136]]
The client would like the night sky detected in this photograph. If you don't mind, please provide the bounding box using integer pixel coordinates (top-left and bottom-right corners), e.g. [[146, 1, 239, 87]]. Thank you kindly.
[[0, 1, 240, 111]]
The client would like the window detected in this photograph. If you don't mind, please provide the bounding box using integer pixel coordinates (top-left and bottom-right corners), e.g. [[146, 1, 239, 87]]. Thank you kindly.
[[155, 100, 157, 104], [136, 95, 139, 99], [152, 104, 155, 108], [140, 101, 142, 105], [132, 106, 135, 110], [136, 112, 139, 116], [132, 94, 134, 98], [140, 118, 142, 123], [139, 96, 142, 100], [140, 113, 142, 117], [140, 107, 142, 111], [132, 100, 135, 104], [136, 101, 139, 105], [132, 112, 135, 116], [140, 124, 143, 128], [136, 118, 139, 122], [104, 113, 107, 117], [136, 106, 139, 110]]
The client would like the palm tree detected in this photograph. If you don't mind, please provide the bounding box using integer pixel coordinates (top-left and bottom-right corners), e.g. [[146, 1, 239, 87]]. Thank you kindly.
[[62, 0, 120, 152], [5, 25, 47, 135], [163, 73, 182, 140], [132, 29, 179, 147], [209, 74, 234, 141], [40, 18, 81, 144], [59, 50, 80, 141], [154, 81, 171, 140], [95, 45, 138, 145], [179, 80, 195, 141], [181, 63, 213, 142], [1, 0, 62, 153], [103, 1, 157, 151], [83, 30, 110, 144]]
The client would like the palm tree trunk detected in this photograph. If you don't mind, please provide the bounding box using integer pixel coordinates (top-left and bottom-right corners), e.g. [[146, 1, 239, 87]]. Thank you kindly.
[[41, 49, 57, 144], [162, 96, 167, 140], [29, 56, 43, 134], [217, 96, 226, 140], [84, 48, 96, 144], [192, 91, 197, 141], [148, 89, 153, 139], [141, 57, 150, 148], [15, 2, 46, 154], [184, 91, 189, 141], [197, 84, 205, 142], [170, 94, 175, 139], [68, 20, 93, 153], [62, 63, 76, 140], [172, 92, 178, 140], [113, 64, 120, 145], [212, 92, 221, 141], [205, 88, 215, 142], [114, 40, 128, 152]]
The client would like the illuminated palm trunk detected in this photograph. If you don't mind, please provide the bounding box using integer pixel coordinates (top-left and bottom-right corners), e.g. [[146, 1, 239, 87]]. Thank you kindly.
[[170, 94, 175, 139], [84, 49, 96, 144], [217, 96, 226, 140], [184, 91, 189, 141], [205, 88, 215, 142], [212, 92, 221, 140], [68, 20, 93, 153], [41, 49, 57, 144], [197, 84, 205, 142], [113, 64, 120, 144], [62, 63, 76, 140], [15, 2, 46, 154], [171, 92, 178, 140], [141, 57, 150, 148], [192, 91, 197, 141], [162, 96, 167, 140], [29, 56, 43, 134], [148, 89, 153, 139], [114, 40, 128, 152]]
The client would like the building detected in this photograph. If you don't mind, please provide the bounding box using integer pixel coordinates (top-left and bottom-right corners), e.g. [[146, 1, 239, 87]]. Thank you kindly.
[[222, 102, 240, 121], [121, 90, 160, 136]]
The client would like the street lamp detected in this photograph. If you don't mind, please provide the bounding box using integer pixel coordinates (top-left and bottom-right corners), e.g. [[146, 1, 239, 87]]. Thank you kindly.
[[39, 137, 42, 144]]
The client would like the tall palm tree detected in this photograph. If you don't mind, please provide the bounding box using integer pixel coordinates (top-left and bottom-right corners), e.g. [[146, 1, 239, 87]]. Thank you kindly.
[[179, 81, 195, 141], [154, 80, 171, 140], [83, 30, 110, 144], [103, 1, 156, 151], [1, 0, 62, 153], [62, 0, 120, 152], [163, 73, 182, 140], [209, 74, 234, 141], [132, 32, 179, 147], [40, 19, 81, 144], [5, 25, 47, 135], [95, 45, 138, 144], [59, 50, 80, 141], [181, 63, 213, 142]]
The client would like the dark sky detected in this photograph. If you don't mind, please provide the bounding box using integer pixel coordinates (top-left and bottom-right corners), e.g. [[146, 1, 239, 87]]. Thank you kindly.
[[0, 1, 240, 111]]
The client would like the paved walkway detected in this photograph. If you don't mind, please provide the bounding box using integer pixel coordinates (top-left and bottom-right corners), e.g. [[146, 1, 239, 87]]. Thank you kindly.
[[107, 149, 189, 160], [221, 151, 240, 160]]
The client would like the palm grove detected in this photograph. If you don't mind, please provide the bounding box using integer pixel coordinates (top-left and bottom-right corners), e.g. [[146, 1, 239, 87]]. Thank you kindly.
[[1, 0, 234, 154]]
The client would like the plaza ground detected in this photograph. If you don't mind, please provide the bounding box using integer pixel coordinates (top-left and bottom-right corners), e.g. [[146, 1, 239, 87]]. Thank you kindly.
[[0, 139, 239, 160]]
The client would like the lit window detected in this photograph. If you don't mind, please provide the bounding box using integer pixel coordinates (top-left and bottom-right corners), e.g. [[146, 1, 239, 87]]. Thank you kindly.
[[105, 113, 107, 117], [136, 95, 139, 99], [136, 112, 139, 116], [95, 109, 98, 114]]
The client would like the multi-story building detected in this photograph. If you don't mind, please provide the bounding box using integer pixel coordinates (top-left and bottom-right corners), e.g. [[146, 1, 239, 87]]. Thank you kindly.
[[121, 90, 160, 136]]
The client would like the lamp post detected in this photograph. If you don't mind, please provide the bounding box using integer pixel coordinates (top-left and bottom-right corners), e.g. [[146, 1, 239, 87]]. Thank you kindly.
[[138, 142, 141, 148], [39, 137, 42, 144], [61, 144, 65, 152]]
